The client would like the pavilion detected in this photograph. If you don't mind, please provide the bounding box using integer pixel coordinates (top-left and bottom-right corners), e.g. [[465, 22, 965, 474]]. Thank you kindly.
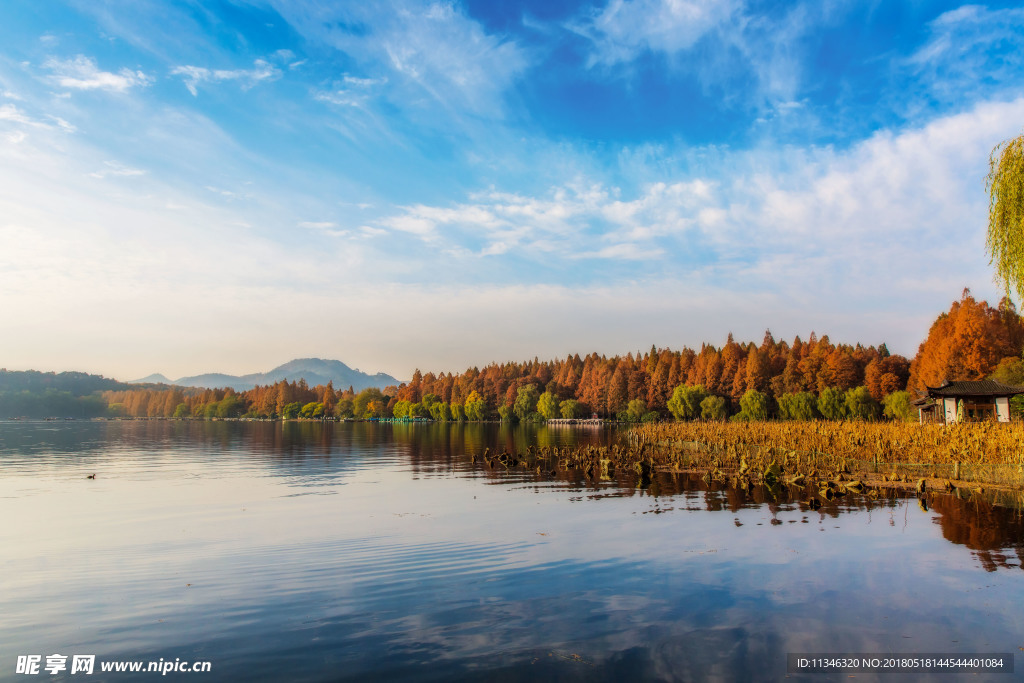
[[913, 379, 1024, 424]]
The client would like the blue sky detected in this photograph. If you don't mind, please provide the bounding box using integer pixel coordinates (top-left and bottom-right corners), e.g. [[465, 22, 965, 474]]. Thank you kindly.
[[2, 0, 1024, 380]]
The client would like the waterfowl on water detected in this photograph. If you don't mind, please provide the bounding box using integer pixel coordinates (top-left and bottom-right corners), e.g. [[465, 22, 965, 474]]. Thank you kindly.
[[86, 474, 96, 479]]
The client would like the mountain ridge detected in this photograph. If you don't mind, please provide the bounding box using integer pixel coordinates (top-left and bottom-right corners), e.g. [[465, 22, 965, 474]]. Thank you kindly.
[[130, 358, 403, 392]]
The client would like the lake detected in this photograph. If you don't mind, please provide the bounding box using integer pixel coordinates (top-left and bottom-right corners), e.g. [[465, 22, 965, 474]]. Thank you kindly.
[[1, 420, 1021, 682]]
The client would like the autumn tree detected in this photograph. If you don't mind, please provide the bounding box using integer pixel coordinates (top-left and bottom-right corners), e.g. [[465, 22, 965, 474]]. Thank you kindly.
[[908, 290, 1024, 391]]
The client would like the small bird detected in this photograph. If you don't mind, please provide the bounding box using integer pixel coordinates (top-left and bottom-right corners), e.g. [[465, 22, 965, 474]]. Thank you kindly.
[[86, 474, 96, 479]]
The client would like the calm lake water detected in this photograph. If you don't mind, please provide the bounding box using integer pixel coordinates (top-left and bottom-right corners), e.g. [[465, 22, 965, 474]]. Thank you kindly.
[[1, 420, 1022, 682]]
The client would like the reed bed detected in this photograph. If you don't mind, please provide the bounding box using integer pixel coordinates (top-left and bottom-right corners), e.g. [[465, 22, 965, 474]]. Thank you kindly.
[[627, 420, 1024, 465], [467, 421, 1024, 509], [625, 420, 1024, 488]]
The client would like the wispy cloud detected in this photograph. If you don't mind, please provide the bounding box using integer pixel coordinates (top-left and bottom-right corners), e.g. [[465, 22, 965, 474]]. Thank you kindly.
[[902, 4, 1024, 105], [375, 178, 719, 261], [0, 103, 75, 136], [43, 55, 152, 92], [569, 0, 839, 113], [369, 96, 1024, 292], [88, 160, 146, 179], [171, 59, 281, 96], [314, 74, 388, 109], [0, 103, 37, 125], [265, 1, 528, 120], [572, 0, 740, 66]]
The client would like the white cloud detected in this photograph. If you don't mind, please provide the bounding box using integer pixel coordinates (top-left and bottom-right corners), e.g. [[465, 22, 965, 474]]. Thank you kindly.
[[343, 75, 387, 87], [571, 0, 842, 111], [48, 116, 76, 133], [367, 96, 1024, 302], [265, 1, 528, 119], [314, 75, 389, 110], [0, 104, 75, 135], [573, 243, 665, 260], [903, 5, 1024, 105], [374, 178, 716, 260], [171, 59, 281, 96], [574, 0, 740, 66], [43, 55, 152, 92], [88, 160, 146, 179], [0, 103, 36, 125]]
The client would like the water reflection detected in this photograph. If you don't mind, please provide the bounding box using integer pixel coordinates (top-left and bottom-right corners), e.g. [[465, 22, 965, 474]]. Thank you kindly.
[[2, 420, 1022, 573], [1, 421, 1023, 683], [929, 495, 1024, 572]]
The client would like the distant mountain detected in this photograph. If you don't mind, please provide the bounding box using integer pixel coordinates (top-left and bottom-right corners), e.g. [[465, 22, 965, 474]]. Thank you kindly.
[[131, 373, 173, 385], [130, 358, 402, 392]]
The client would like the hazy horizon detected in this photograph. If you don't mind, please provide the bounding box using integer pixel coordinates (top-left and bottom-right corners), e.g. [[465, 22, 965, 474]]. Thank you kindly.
[[2, 1, 1022, 381]]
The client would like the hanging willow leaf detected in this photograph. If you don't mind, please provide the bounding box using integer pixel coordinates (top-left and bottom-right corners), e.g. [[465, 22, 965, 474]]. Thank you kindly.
[[986, 134, 1024, 301]]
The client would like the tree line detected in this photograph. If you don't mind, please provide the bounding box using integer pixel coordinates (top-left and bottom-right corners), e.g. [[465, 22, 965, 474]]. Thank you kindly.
[[96, 329, 921, 422], [6, 291, 1023, 422]]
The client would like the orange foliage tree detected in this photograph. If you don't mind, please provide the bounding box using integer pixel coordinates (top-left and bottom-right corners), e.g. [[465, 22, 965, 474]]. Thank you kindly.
[[907, 289, 1024, 392]]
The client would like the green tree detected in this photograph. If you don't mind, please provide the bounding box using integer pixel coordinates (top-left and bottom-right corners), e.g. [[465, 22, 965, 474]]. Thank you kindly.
[[626, 398, 647, 422], [300, 401, 325, 419], [536, 391, 560, 420], [172, 402, 189, 419], [559, 399, 582, 419], [986, 134, 1024, 301], [700, 395, 727, 420], [353, 388, 386, 419], [990, 356, 1024, 386], [996, 356, 1024, 418], [450, 402, 466, 421], [216, 394, 246, 418], [778, 392, 819, 420], [334, 397, 354, 418], [817, 387, 846, 420], [392, 400, 410, 419], [429, 401, 451, 421], [281, 402, 301, 419], [464, 391, 486, 421], [844, 386, 879, 420], [497, 405, 515, 422], [738, 389, 770, 421], [513, 385, 540, 421], [667, 384, 707, 420], [882, 390, 916, 422]]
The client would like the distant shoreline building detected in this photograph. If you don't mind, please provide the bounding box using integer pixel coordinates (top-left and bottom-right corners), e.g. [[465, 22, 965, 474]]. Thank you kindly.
[[913, 380, 1024, 424]]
